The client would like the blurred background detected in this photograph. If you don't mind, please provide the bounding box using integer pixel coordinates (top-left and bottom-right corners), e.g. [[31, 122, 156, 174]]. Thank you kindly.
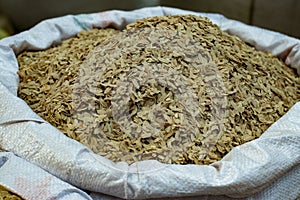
[[0, 0, 299, 39]]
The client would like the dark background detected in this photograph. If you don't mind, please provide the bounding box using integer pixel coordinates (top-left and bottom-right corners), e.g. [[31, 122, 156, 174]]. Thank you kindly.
[[0, 0, 299, 38]]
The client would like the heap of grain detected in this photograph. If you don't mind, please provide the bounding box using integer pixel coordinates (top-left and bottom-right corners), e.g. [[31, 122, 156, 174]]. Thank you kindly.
[[17, 15, 300, 165], [0, 185, 23, 200]]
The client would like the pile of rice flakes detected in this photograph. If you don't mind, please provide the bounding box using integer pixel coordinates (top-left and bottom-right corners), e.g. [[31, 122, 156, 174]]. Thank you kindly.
[[0, 185, 22, 200], [17, 15, 300, 165]]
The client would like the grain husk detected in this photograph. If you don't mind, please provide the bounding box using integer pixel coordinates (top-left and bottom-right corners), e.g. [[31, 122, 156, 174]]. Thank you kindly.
[[17, 15, 300, 165]]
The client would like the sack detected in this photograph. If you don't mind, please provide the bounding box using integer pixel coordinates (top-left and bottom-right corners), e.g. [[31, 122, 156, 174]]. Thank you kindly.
[[0, 152, 92, 199], [0, 6, 299, 200]]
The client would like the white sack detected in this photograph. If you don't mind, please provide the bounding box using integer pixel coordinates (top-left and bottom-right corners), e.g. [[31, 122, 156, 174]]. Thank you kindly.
[[0, 152, 92, 200], [0, 6, 299, 200]]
